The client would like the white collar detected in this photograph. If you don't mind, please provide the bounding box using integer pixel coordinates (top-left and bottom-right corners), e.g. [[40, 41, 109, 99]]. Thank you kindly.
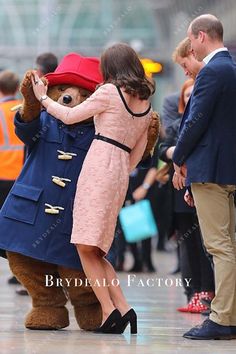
[[203, 47, 228, 65]]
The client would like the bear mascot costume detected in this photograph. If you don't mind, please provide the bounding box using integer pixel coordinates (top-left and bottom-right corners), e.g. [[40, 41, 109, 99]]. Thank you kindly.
[[0, 52, 160, 331]]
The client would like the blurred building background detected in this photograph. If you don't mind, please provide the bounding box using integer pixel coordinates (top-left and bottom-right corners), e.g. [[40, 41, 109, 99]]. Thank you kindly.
[[0, 0, 236, 109]]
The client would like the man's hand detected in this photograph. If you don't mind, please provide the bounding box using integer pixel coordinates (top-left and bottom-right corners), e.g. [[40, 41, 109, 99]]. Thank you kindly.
[[172, 163, 187, 190], [173, 163, 187, 177], [184, 190, 195, 207], [180, 163, 187, 178], [172, 172, 186, 190]]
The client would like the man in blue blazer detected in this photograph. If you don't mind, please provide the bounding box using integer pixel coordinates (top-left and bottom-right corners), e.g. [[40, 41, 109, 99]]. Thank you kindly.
[[173, 14, 236, 340]]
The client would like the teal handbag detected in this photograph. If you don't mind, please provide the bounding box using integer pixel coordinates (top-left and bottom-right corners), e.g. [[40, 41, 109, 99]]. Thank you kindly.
[[119, 199, 158, 243]]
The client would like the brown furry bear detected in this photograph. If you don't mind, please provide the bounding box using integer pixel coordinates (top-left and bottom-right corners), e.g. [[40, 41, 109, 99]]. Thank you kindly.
[[6, 70, 103, 331]]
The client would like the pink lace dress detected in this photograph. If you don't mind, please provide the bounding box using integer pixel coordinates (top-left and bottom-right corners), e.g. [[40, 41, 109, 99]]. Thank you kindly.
[[47, 83, 152, 254]]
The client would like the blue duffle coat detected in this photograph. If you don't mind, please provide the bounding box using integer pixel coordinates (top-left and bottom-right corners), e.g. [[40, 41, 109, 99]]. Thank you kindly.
[[0, 111, 115, 269]]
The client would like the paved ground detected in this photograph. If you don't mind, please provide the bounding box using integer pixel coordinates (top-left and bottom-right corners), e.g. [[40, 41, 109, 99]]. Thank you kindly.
[[0, 250, 235, 354]]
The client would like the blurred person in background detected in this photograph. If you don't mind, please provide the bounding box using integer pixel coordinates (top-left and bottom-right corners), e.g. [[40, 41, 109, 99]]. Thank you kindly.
[[159, 79, 215, 313], [126, 145, 166, 273], [35, 52, 58, 77], [161, 91, 181, 130], [0, 70, 23, 207], [115, 143, 169, 273], [0, 70, 24, 284]]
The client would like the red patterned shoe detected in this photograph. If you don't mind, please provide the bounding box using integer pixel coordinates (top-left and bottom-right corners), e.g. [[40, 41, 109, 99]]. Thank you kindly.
[[177, 292, 200, 313], [189, 298, 209, 313], [199, 291, 214, 308]]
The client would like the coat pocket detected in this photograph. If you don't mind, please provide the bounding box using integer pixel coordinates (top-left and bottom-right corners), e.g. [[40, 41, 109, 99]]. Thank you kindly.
[[3, 183, 43, 225]]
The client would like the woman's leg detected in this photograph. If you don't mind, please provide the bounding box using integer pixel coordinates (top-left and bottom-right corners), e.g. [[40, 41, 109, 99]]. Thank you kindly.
[[102, 257, 130, 315], [77, 244, 131, 321], [77, 244, 115, 323]]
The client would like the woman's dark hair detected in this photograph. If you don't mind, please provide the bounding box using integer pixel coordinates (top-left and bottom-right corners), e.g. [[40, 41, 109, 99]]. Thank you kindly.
[[100, 43, 155, 100]]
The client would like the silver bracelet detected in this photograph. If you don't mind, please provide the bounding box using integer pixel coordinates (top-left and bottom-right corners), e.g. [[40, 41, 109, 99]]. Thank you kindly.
[[40, 95, 48, 103], [142, 182, 151, 190]]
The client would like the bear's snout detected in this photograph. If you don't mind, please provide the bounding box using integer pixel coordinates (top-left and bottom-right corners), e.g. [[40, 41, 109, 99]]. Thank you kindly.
[[63, 95, 73, 104]]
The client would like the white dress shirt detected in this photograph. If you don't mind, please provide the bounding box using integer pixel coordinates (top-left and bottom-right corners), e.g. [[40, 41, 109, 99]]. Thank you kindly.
[[203, 47, 228, 65]]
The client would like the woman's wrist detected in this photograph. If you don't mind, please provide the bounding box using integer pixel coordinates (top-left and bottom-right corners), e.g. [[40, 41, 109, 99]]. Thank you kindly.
[[142, 182, 151, 190], [39, 94, 48, 103], [166, 146, 175, 160], [40, 95, 51, 109]]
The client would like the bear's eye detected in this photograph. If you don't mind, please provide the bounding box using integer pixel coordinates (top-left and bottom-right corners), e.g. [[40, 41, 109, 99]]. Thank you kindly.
[[81, 92, 90, 98], [59, 86, 67, 92]]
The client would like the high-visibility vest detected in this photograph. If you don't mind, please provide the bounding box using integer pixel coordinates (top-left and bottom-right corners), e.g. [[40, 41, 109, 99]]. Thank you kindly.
[[0, 99, 24, 180]]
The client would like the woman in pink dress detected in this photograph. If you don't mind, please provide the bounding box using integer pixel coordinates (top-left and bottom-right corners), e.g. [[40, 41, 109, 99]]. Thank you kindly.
[[32, 43, 154, 334]]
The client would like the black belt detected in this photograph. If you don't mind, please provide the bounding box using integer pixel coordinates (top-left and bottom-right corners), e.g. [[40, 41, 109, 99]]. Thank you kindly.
[[94, 134, 131, 153]]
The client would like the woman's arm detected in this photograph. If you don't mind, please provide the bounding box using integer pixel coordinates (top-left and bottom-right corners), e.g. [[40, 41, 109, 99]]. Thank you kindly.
[[129, 126, 149, 173], [159, 123, 178, 162], [31, 73, 110, 125], [132, 167, 157, 201]]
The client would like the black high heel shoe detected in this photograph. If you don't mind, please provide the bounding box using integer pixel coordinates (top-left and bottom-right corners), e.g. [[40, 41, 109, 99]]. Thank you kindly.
[[93, 309, 122, 333], [115, 308, 137, 334]]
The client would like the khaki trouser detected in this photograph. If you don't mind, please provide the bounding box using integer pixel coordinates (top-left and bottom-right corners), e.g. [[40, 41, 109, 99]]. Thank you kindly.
[[191, 183, 236, 326]]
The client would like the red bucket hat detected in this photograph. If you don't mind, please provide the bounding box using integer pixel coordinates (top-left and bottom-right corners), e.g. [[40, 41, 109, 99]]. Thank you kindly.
[[45, 53, 103, 92]]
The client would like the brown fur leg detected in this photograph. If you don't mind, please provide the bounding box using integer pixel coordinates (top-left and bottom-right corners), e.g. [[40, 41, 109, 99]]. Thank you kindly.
[[58, 266, 102, 330], [7, 252, 69, 330]]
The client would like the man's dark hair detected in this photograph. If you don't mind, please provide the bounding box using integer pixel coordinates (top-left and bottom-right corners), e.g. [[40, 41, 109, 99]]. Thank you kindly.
[[0, 70, 19, 95], [36, 52, 58, 75], [190, 14, 223, 41]]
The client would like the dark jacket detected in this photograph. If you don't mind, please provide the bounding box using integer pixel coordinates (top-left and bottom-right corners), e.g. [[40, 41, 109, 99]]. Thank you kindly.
[[173, 51, 236, 185], [159, 117, 194, 213], [161, 92, 181, 130]]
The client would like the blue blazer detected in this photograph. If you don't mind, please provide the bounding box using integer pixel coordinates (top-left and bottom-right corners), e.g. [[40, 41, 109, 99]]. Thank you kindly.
[[173, 51, 236, 185], [0, 111, 116, 269]]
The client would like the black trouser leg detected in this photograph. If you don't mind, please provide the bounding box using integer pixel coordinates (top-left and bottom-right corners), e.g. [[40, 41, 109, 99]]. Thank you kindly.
[[0, 180, 14, 208], [129, 243, 142, 271], [196, 230, 215, 292], [114, 221, 126, 270], [141, 238, 155, 271], [178, 233, 194, 301], [177, 212, 215, 295]]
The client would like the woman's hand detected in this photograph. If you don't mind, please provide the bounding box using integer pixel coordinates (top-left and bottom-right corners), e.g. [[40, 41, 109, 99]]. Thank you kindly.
[[132, 186, 147, 201], [31, 72, 48, 101]]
